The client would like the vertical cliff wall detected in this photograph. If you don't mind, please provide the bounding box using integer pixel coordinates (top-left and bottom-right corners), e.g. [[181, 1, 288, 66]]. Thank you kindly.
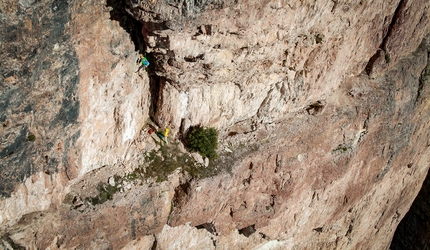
[[0, 0, 79, 197], [0, 0, 151, 228], [0, 0, 81, 227], [0, 0, 429, 249], [390, 56, 430, 249]]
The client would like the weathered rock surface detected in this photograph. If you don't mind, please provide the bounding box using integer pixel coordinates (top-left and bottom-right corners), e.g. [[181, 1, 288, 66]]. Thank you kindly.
[[0, 0, 80, 229], [390, 52, 430, 248], [0, 0, 80, 197], [0, 0, 429, 249], [0, 0, 150, 229]]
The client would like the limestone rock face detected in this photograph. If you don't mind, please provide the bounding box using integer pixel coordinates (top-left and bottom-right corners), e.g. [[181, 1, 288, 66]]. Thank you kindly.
[[390, 55, 430, 249], [0, 0, 150, 228], [0, 0, 430, 249], [72, 0, 150, 177], [128, 0, 430, 135], [0, 0, 80, 227]]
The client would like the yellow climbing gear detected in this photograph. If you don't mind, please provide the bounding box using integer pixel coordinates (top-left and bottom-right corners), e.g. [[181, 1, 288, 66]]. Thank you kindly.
[[163, 128, 169, 137]]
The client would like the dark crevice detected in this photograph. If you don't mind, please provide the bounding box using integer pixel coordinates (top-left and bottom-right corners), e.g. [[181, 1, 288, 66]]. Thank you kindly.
[[365, 0, 407, 75], [148, 75, 166, 122], [305, 100, 325, 116], [228, 131, 238, 136], [140, 20, 176, 123], [195, 222, 217, 235], [365, 49, 384, 75], [106, 0, 145, 54], [113, 3, 178, 126], [260, 232, 270, 240], [179, 118, 186, 137], [238, 224, 256, 237], [270, 194, 276, 207], [345, 223, 353, 237], [168, 181, 192, 226], [184, 53, 205, 62], [151, 236, 158, 250], [106, 1, 172, 125], [212, 238, 217, 247], [171, 181, 191, 207]]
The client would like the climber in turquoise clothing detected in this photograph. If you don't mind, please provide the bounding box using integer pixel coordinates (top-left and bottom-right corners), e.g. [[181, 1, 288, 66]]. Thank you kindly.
[[137, 56, 150, 72]]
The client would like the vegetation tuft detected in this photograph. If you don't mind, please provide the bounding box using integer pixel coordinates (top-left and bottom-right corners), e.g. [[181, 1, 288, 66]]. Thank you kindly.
[[186, 126, 218, 159], [143, 142, 216, 180], [385, 53, 391, 63], [85, 182, 118, 206], [332, 144, 350, 154], [66, 126, 269, 208], [27, 134, 36, 141]]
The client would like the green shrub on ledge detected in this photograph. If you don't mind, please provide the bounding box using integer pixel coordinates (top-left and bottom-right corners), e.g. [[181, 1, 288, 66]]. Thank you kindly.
[[186, 126, 218, 159], [27, 134, 36, 141]]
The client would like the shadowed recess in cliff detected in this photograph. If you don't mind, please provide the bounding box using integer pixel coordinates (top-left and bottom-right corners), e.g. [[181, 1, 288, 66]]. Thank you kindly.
[[195, 222, 217, 235], [390, 168, 430, 249], [239, 224, 256, 237], [0, 0, 80, 197], [106, 0, 145, 54], [106, 0, 166, 122], [390, 41, 430, 250]]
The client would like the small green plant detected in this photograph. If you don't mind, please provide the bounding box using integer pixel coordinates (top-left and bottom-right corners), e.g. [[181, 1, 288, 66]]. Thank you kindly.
[[85, 182, 118, 206], [27, 134, 36, 141], [385, 53, 391, 63], [156, 176, 166, 183], [186, 126, 218, 159], [332, 145, 349, 154]]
